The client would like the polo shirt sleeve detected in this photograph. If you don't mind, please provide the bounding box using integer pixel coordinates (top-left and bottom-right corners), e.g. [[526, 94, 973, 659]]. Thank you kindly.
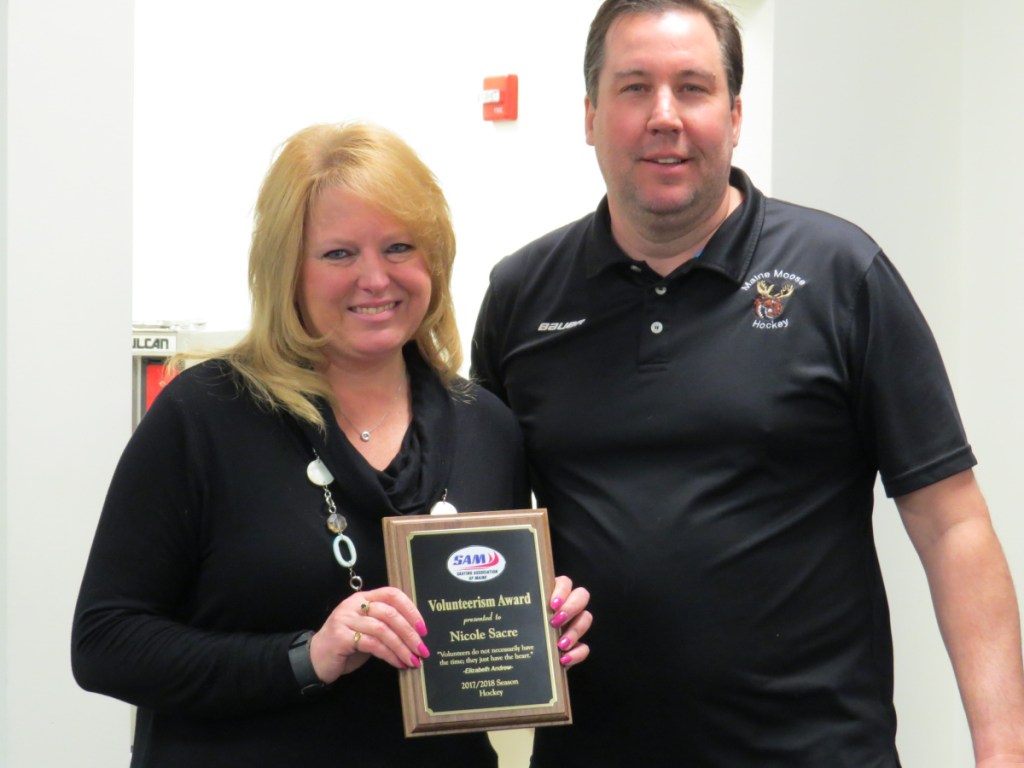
[[847, 252, 976, 497], [470, 272, 511, 405]]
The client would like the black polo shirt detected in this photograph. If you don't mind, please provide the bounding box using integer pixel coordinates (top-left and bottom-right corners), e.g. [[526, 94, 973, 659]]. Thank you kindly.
[[471, 168, 975, 767]]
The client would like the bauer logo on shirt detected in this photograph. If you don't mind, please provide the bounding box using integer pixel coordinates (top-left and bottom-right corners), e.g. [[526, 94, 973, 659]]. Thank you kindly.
[[447, 546, 507, 582], [740, 270, 806, 330], [537, 319, 586, 332]]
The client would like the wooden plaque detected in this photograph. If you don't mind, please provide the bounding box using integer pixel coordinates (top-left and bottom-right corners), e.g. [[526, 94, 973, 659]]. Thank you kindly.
[[382, 508, 572, 737]]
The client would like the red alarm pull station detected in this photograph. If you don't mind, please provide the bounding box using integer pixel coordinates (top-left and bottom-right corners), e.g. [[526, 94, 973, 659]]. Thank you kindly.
[[481, 75, 518, 121]]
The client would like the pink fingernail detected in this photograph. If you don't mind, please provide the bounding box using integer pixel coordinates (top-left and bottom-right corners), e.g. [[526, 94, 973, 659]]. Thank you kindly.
[[550, 597, 564, 611], [417, 642, 431, 658], [557, 635, 573, 651], [409, 654, 421, 668], [559, 654, 572, 667], [416, 620, 428, 637], [550, 611, 568, 628]]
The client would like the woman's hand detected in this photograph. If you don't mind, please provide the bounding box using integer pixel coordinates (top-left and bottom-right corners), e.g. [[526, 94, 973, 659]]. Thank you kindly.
[[308, 587, 430, 683], [548, 575, 592, 668]]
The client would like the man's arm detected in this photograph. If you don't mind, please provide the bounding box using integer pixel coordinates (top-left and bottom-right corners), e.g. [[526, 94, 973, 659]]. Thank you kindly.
[[469, 280, 508, 402], [896, 469, 1024, 766]]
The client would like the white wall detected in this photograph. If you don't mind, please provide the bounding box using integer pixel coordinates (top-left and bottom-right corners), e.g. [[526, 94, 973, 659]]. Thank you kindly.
[[2, 1, 134, 766], [3, 0, 1021, 766], [0, 0, 8, 748], [132, 0, 603, 345]]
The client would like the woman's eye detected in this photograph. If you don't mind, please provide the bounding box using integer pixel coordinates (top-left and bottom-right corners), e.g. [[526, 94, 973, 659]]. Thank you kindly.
[[384, 243, 416, 261], [321, 249, 354, 261]]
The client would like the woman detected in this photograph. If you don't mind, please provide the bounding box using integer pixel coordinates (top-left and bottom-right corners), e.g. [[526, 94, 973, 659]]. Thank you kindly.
[[72, 122, 591, 767]]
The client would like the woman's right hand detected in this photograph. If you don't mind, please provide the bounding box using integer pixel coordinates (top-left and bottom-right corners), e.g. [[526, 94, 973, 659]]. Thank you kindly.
[[307, 587, 430, 683]]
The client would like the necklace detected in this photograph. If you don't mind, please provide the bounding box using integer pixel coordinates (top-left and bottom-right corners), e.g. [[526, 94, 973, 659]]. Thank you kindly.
[[335, 376, 406, 442], [307, 453, 363, 592], [306, 453, 456, 591], [429, 489, 458, 516]]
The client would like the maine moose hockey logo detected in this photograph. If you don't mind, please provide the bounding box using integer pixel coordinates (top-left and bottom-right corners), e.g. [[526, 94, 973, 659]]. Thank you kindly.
[[753, 279, 794, 320], [739, 269, 806, 330]]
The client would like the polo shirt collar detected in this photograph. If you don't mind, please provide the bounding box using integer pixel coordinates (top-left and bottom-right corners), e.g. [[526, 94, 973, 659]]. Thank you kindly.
[[583, 167, 766, 285]]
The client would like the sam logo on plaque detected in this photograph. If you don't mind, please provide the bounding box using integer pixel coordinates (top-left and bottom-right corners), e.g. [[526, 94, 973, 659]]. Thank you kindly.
[[447, 546, 507, 582]]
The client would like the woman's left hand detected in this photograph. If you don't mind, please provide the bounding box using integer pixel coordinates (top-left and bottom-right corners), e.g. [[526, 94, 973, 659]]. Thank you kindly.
[[548, 575, 592, 668], [309, 586, 429, 683]]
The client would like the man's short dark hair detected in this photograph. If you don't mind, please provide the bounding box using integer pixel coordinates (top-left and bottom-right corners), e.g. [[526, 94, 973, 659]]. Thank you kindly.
[[584, 0, 744, 107]]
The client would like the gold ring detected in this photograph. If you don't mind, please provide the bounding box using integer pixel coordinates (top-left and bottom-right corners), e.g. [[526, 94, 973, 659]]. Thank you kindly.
[[353, 630, 362, 649], [359, 600, 371, 615]]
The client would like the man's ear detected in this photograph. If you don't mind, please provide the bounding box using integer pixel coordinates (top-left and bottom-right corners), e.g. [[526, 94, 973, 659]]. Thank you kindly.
[[585, 96, 596, 146]]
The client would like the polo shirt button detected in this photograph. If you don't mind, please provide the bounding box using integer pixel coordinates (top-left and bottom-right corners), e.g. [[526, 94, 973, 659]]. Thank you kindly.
[[630, 264, 642, 273], [655, 285, 667, 296], [650, 321, 664, 334]]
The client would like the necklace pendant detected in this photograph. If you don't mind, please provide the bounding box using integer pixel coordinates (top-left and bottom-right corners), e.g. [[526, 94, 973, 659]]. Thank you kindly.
[[306, 458, 334, 487], [359, 431, 371, 442], [430, 500, 458, 516], [327, 512, 347, 534]]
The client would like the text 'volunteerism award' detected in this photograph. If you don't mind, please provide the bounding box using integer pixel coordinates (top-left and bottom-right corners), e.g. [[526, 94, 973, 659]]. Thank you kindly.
[[382, 509, 571, 736]]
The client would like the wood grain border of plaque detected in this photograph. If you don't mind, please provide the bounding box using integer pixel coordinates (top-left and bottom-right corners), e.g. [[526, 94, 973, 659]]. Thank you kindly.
[[382, 508, 572, 737]]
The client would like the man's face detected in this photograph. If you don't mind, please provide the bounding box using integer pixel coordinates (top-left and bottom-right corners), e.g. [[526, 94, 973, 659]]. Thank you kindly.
[[586, 9, 742, 235]]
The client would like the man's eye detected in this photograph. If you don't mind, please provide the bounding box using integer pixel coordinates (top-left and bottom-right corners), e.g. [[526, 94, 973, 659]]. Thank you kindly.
[[621, 83, 647, 94]]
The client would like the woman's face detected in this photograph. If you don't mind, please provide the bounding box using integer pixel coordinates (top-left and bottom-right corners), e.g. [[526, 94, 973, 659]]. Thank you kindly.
[[297, 186, 432, 372]]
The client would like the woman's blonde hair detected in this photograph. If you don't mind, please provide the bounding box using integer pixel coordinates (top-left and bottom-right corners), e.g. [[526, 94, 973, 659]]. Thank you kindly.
[[213, 122, 461, 429]]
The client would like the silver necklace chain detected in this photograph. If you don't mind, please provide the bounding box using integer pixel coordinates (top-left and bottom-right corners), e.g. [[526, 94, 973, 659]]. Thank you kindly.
[[335, 376, 406, 442]]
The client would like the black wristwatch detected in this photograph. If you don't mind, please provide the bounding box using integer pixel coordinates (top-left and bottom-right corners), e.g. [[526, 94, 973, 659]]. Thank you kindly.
[[288, 630, 326, 695]]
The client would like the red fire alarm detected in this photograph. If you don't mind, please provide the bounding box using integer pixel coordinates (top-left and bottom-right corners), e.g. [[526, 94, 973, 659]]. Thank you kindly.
[[481, 75, 518, 121]]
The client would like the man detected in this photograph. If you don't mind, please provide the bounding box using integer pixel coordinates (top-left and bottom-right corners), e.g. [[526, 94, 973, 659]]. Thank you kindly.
[[471, 1, 1024, 766]]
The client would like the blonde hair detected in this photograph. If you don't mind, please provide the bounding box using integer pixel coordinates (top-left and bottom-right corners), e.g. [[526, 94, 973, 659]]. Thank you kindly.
[[207, 122, 461, 429]]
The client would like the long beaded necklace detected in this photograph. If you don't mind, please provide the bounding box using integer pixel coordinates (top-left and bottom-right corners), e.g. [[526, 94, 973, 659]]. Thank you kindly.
[[305, 360, 462, 593], [307, 453, 364, 592], [307, 454, 458, 591]]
